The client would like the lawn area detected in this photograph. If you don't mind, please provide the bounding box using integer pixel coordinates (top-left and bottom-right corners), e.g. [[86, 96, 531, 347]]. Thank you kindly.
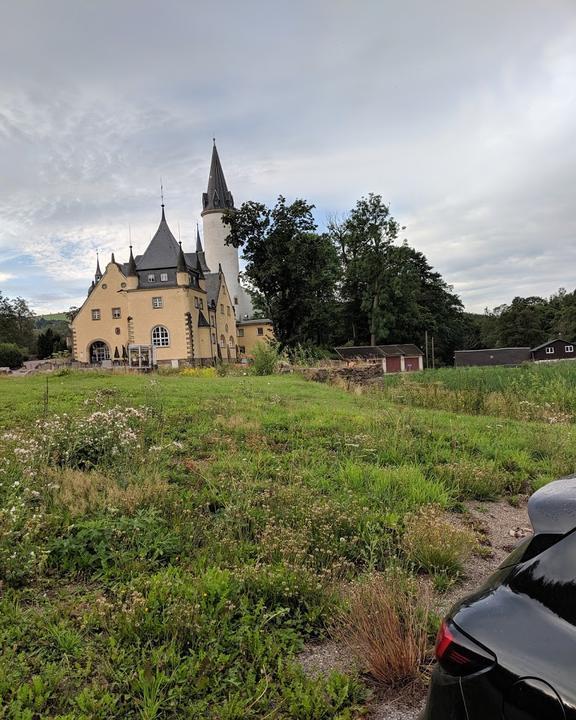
[[1, 372, 575, 718]]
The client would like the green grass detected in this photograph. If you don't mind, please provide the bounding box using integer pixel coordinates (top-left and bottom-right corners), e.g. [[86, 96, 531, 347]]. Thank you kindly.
[[379, 361, 576, 422], [1, 372, 576, 717]]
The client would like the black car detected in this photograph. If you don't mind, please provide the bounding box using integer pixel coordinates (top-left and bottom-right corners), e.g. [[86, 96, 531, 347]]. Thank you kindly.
[[421, 475, 576, 720]]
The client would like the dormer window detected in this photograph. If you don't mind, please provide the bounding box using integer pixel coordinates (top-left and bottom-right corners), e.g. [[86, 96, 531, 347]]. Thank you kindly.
[[160, 272, 168, 282], [148, 273, 156, 282]]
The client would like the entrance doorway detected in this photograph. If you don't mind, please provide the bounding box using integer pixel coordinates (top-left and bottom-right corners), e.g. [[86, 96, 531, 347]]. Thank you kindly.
[[89, 341, 110, 363]]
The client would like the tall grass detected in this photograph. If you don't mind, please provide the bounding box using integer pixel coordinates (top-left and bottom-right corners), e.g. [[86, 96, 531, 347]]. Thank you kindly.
[[380, 362, 576, 422]]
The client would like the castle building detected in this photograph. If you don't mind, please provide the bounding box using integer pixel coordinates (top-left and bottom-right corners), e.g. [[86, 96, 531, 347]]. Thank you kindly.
[[71, 142, 273, 367]]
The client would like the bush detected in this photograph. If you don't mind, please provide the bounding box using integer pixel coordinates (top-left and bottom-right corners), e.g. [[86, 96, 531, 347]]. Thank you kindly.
[[0, 342, 24, 368], [332, 570, 431, 687], [402, 505, 476, 576], [252, 342, 280, 375]]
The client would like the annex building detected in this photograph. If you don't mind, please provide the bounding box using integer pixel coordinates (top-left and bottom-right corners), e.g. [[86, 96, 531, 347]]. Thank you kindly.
[[71, 142, 273, 368]]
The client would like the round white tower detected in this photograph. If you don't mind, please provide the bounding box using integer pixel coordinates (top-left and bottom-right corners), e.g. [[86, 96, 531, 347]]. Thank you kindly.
[[201, 141, 243, 309]]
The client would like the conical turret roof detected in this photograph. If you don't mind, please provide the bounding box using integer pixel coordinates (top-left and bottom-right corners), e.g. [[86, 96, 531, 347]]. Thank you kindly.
[[137, 205, 183, 270], [202, 140, 234, 214]]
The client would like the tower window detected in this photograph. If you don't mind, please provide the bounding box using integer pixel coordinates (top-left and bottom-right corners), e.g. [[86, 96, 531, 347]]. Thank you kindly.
[[227, 306, 231, 316], [152, 296, 163, 309], [234, 297, 238, 305], [220, 304, 224, 314], [91, 309, 101, 320], [160, 272, 168, 282], [112, 307, 121, 319], [151, 325, 170, 347]]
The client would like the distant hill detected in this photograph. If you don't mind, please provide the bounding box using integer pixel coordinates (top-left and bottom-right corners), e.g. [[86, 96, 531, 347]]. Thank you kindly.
[[34, 312, 70, 336]]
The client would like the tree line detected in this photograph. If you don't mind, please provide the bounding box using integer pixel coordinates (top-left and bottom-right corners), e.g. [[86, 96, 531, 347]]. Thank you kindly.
[[464, 291, 576, 350], [0, 291, 67, 367], [224, 194, 466, 364]]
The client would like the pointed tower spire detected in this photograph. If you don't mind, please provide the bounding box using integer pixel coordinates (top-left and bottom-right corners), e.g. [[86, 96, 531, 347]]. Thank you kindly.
[[95, 253, 102, 281], [160, 181, 166, 221], [176, 241, 187, 273], [196, 223, 203, 252], [127, 245, 137, 276], [201, 140, 234, 214], [111, 252, 116, 265]]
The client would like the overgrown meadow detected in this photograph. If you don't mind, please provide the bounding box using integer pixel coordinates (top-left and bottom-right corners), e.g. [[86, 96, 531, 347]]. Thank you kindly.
[[1, 371, 576, 718]]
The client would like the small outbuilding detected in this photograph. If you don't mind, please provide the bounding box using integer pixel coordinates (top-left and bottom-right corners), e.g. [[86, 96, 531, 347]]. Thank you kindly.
[[454, 347, 531, 367], [531, 339, 576, 362], [334, 344, 424, 373]]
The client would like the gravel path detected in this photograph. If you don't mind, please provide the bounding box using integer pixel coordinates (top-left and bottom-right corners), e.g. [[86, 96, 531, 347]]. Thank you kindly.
[[298, 499, 531, 719]]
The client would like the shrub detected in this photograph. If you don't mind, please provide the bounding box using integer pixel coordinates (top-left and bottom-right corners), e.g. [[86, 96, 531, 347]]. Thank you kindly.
[[252, 342, 280, 375], [180, 366, 217, 378], [402, 505, 476, 576], [0, 343, 24, 368], [332, 570, 431, 687]]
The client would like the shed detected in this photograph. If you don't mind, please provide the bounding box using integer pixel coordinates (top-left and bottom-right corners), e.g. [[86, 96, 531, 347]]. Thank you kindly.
[[454, 348, 531, 367], [334, 344, 424, 373], [531, 339, 576, 362]]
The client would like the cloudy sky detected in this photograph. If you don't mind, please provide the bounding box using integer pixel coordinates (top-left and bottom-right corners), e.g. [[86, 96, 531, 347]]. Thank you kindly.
[[1, 0, 575, 314]]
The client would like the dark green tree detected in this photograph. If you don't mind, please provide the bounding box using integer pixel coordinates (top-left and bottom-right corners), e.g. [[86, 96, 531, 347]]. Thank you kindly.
[[223, 196, 340, 348], [496, 297, 551, 348], [0, 292, 35, 354]]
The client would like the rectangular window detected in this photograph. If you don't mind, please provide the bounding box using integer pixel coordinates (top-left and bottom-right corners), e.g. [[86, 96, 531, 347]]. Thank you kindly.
[[152, 296, 163, 309], [199, 299, 204, 309], [160, 272, 168, 282], [91, 309, 101, 321], [239, 346, 246, 354], [257, 327, 264, 336], [112, 307, 121, 319], [237, 328, 244, 337], [227, 306, 231, 316], [212, 333, 216, 344], [147, 273, 156, 282], [565, 345, 574, 353], [194, 297, 199, 308], [234, 297, 239, 305], [546, 346, 555, 354], [220, 304, 224, 314]]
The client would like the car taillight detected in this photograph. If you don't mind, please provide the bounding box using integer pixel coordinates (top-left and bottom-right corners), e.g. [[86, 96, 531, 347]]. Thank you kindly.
[[435, 620, 496, 676]]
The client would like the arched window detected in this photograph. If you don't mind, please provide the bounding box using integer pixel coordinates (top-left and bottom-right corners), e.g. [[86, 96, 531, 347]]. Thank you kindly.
[[151, 325, 170, 347], [228, 336, 235, 347], [89, 341, 110, 363], [219, 334, 226, 347]]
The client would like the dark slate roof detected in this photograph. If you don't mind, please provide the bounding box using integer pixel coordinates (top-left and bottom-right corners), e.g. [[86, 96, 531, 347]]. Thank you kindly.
[[127, 246, 137, 276], [202, 141, 234, 213], [137, 207, 182, 270], [334, 344, 424, 360], [204, 272, 221, 305], [454, 347, 531, 367], [531, 339, 574, 352], [198, 311, 210, 327]]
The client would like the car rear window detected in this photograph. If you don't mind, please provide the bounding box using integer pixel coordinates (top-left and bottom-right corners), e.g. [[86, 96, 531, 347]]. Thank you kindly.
[[508, 528, 576, 625]]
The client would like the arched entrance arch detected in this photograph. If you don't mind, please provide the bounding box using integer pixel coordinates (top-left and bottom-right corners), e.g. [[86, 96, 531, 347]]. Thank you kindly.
[[89, 340, 110, 364]]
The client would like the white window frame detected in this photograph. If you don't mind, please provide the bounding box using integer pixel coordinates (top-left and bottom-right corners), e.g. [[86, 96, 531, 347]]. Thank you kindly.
[[565, 345, 574, 353], [545, 346, 555, 355], [152, 296, 163, 309], [151, 325, 170, 347], [112, 307, 121, 319], [91, 309, 101, 321], [237, 328, 244, 337], [160, 272, 168, 282], [148, 273, 156, 282]]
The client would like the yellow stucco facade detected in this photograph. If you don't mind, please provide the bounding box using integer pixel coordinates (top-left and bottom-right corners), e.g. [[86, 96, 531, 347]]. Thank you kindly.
[[71, 261, 237, 366], [236, 320, 275, 358]]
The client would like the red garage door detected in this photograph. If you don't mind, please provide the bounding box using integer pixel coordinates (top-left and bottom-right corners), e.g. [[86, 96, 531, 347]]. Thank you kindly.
[[404, 356, 420, 372], [386, 356, 401, 373]]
